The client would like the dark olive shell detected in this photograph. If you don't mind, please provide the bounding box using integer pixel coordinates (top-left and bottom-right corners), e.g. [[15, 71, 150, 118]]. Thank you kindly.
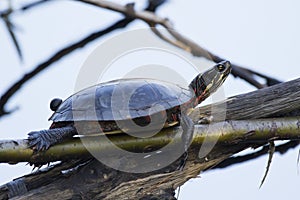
[[49, 79, 193, 122]]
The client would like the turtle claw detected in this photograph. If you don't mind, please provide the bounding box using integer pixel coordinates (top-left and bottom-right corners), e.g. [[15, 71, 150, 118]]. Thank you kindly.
[[28, 130, 51, 152], [27, 161, 50, 171], [27, 126, 76, 152]]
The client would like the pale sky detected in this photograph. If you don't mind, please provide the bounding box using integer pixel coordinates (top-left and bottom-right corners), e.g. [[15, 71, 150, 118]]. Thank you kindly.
[[1, 0, 300, 199]]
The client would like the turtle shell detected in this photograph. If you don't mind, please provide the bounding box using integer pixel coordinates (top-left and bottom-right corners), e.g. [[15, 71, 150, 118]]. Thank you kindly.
[[49, 79, 194, 122]]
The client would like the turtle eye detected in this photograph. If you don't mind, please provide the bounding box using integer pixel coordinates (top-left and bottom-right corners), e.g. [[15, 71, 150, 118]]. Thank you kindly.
[[216, 64, 226, 72]]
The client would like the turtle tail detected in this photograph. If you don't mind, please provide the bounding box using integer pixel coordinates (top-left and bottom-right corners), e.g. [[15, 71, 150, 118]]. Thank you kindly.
[[28, 126, 77, 152]]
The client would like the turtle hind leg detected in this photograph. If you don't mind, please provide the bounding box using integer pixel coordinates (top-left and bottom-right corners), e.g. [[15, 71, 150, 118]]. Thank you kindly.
[[177, 114, 194, 170], [28, 126, 77, 152]]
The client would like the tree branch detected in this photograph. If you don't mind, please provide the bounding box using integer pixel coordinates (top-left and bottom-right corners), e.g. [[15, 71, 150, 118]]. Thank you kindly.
[[0, 0, 53, 61], [1, 8, 23, 61], [192, 77, 300, 122], [20, 0, 52, 12], [1, 116, 300, 164]]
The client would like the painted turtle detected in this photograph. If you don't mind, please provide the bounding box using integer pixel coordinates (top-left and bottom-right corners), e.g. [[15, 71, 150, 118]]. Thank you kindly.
[[28, 61, 231, 164]]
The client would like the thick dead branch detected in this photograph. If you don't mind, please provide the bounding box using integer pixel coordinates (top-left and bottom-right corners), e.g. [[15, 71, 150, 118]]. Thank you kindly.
[[192, 77, 300, 122]]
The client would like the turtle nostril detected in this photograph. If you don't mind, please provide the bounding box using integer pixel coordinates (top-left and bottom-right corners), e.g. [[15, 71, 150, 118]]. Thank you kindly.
[[216, 61, 231, 72], [217, 64, 226, 72]]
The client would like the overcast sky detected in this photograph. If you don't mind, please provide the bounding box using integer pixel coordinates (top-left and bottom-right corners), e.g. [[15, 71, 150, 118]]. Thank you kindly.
[[1, 0, 300, 199]]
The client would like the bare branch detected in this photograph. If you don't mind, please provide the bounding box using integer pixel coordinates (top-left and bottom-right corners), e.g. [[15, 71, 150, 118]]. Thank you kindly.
[[20, 0, 52, 12], [1, 8, 23, 60], [0, 0, 53, 61], [79, 0, 168, 24]]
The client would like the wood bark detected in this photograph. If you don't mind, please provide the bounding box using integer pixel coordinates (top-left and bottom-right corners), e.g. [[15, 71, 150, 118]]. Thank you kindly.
[[191, 76, 300, 121]]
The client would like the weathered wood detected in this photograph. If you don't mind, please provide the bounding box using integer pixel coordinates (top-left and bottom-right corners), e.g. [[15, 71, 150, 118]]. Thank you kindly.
[[1, 144, 248, 200], [191, 77, 300, 121]]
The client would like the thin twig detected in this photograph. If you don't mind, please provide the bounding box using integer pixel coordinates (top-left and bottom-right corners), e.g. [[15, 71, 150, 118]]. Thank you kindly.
[[259, 141, 275, 188], [0, 0, 53, 14], [78, 0, 167, 24], [211, 140, 300, 170], [1, 9, 22, 60], [0, 0, 53, 61], [20, 0, 52, 11]]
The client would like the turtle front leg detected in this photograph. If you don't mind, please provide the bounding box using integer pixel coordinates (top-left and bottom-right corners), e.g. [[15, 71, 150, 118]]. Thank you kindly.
[[28, 126, 77, 152], [178, 114, 194, 170]]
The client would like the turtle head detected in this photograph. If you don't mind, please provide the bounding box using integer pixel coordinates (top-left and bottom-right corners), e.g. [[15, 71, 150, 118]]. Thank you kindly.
[[50, 98, 63, 112], [189, 60, 231, 103]]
